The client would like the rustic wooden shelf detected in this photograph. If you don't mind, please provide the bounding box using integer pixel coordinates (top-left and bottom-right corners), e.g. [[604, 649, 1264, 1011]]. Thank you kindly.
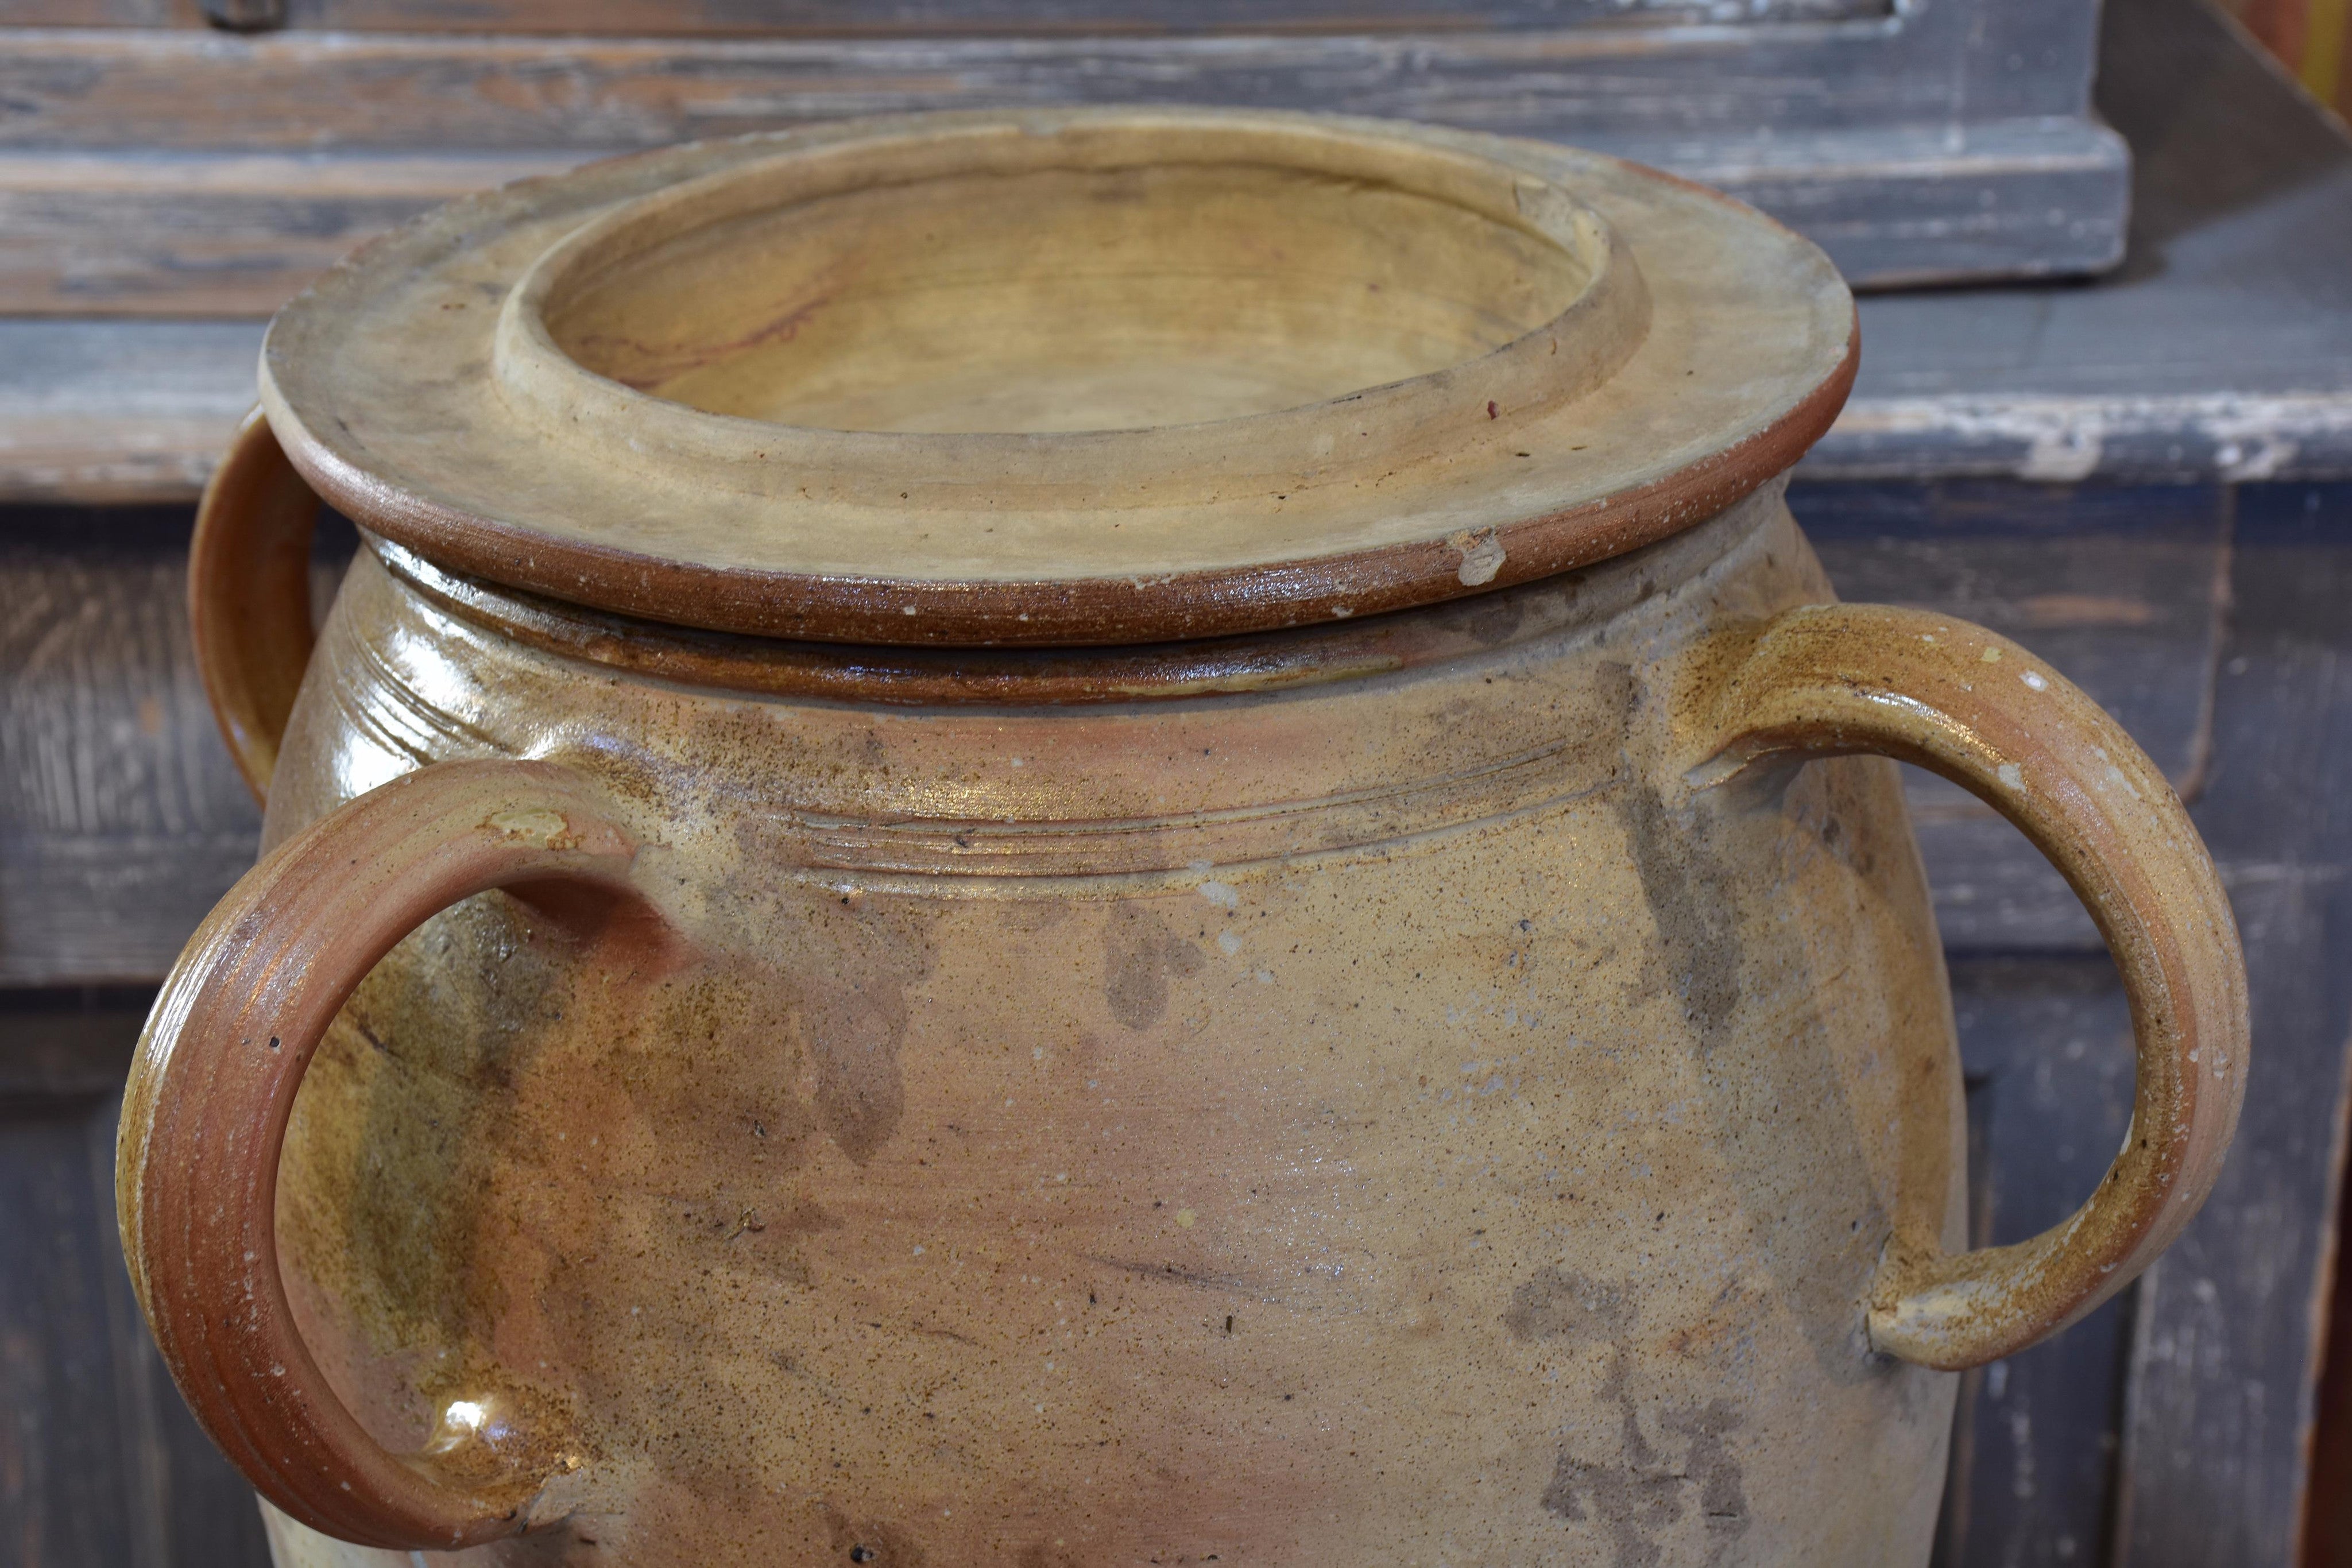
[[0, 0, 2130, 302], [0, 0, 2340, 504]]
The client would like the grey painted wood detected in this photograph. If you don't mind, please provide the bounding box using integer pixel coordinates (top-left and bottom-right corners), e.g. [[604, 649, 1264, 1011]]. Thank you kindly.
[[0, 319, 264, 503], [1815, 0, 2352, 484], [0, 117, 2129, 314], [14, 0, 1895, 29], [0, 7, 2086, 151], [0, 988, 273, 1568], [2110, 483, 2352, 1568], [1933, 957, 2140, 1568], [0, 0, 2125, 297], [0, 0, 2337, 499], [0, 506, 353, 986]]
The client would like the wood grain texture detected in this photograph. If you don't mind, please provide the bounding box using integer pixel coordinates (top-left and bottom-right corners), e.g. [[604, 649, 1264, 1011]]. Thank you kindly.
[[0, 989, 273, 1568], [0, 16, 2033, 153], [0, 122, 2129, 315], [0, 0, 1893, 31], [1, 0, 2334, 501], [0, 505, 350, 986], [2110, 481, 2352, 1568], [0, 0, 2125, 300], [0, 320, 266, 502], [0, 150, 573, 318], [1932, 958, 2140, 1568]]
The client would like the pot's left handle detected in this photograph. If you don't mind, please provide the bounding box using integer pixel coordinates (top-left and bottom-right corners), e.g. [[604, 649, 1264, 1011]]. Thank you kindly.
[[191, 406, 323, 800], [118, 758, 684, 1551]]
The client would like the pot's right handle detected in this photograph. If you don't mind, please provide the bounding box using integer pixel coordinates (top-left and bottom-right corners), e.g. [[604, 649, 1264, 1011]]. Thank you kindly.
[[118, 758, 684, 1550], [1679, 602, 2249, 1371], [191, 406, 322, 800]]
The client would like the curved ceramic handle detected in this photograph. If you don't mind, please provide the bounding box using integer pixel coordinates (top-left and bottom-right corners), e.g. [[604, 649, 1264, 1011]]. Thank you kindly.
[[1681, 602, 2249, 1371], [118, 759, 682, 1549], [191, 406, 322, 800]]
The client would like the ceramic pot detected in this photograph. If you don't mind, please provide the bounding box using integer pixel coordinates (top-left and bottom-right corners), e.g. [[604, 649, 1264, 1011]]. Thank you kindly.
[[124, 110, 2247, 1568]]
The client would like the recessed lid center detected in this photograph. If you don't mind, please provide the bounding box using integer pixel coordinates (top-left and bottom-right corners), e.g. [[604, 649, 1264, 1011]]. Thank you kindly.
[[490, 120, 1650, 505], [535, 157, 1599, 436]]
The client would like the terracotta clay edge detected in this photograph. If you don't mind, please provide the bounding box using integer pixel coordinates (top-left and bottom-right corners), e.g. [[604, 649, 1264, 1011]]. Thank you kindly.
[[268, 310, 1855, 650]]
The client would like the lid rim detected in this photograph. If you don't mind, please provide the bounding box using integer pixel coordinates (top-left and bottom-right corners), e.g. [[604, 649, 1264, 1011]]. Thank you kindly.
[[266, 322, 1854, 650], [260, 107, 1858, 648]]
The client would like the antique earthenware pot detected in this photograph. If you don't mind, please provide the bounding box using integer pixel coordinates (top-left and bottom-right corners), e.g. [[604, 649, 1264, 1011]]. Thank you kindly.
[[123, 109, 2248, 1567]]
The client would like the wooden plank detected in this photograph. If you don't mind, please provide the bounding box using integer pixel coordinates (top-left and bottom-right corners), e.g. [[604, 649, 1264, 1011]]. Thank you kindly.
[[0, 1096, 144, 1566], [0, 117, 2127, 315], [0, 989, 274, 1567], [0, 150, 569, 317], [1806, 0, 2352, 482], [0, 320, 262, 503], [0, 506, 267, 985], [0, 0, 2122, 296], [1, 832, 275, 986], [0, 0, 1893, 32], [2111, 479, 2352, 1568], [0, 26, 1983, 152], [0, 0, 2332, 491], [1806, 393, 2352, 484], [1933, 956, 2141, 1568]]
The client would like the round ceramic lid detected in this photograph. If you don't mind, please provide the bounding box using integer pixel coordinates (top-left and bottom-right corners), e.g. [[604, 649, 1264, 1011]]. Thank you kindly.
[[261, 108, 1854, 647]]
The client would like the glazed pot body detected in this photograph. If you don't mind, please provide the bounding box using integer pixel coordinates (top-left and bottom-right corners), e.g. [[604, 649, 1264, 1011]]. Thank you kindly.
[[256, 483, 1963, 1567]]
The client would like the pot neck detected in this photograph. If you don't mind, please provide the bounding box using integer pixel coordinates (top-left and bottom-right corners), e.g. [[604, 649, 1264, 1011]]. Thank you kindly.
[[373, 477, 1784, 710]]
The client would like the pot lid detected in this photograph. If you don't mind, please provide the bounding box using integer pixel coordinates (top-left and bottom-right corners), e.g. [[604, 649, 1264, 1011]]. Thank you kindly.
[[261, 108, 1854, 648]]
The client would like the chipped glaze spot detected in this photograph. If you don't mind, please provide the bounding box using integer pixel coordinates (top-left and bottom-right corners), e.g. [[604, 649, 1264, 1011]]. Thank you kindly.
[[1449, 530, 1508, 586]]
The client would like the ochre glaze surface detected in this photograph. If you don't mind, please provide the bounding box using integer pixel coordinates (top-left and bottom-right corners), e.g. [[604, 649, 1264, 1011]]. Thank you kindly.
[[253, 491, 1964, 1565]]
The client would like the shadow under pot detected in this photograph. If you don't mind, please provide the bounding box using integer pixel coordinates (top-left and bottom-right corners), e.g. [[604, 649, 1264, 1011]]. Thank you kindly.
[[127, 107, 2247, 1568]]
